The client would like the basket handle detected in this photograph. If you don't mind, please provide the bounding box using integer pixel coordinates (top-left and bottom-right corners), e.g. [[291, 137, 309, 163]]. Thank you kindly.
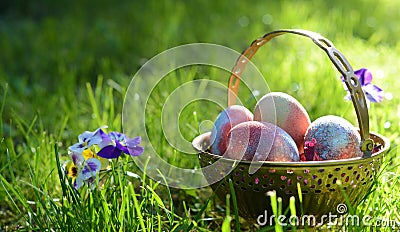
[[228, 29, 374, 157]]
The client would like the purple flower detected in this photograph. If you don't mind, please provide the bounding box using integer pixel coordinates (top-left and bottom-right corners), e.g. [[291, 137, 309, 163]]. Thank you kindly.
[[343, 68, 384, 103], [69, 127, 107, 154], [97, 132, 144, 159], [64, 152, 101, 190], [64, 126, 144, 190]]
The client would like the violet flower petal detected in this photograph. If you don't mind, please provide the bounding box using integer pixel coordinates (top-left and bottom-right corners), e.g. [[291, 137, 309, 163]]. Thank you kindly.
[[74, 175, 84, 190], [81, 158, 101, 180], [69, 143, 87, 154], [78, 128, 107, 147], [128, 146, 144, 156], [71, 152, 84, 166], [109, 132, 127, 142], [342, 68, 383, 104], [70, 127, 108, 153], [126, 136, 141, 147], [98, 133, 112, 149], [363, 84, 384, 102], [354, 68, 372, 85], [97, 145, 123, 159], [115, 140, 130, 155], [125, 136, 143, 156]]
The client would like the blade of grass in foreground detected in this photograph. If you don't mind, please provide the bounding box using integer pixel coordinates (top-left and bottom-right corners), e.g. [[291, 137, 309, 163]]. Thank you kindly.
[[0, 172, 44, 230], [86, 82, 102, 126], [131, 182, 147, 232], [289, 196, 297, 232], [297, 182, 309, 231], [182, 190, 213, 231], [221, 193, 231, 232], [228, 179, 241, 232], [0, 83, 7, 139], [156, 169, 174, 224], [267, 191, 283, 232]]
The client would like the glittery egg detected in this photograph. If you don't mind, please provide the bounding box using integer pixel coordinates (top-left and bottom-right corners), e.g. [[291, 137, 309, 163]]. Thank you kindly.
[[210, 105, 253, 155], [254, 92, 311, 154], [224, 121, 299, 162], [304, 115, 362, 160]]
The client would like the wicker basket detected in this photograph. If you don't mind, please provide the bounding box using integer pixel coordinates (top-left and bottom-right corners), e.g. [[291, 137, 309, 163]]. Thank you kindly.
[[192, 29, 390, 224]]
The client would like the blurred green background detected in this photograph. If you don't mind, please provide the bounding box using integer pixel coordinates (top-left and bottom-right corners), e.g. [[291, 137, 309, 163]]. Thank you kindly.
[[1, 0, 399, 134]]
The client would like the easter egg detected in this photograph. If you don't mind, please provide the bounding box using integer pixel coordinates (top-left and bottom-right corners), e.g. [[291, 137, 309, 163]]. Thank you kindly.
[[210, 105, 253, 155], [304, 115, 362, 160], [254, 92, 311, 154], [224, 121, 299, 162]]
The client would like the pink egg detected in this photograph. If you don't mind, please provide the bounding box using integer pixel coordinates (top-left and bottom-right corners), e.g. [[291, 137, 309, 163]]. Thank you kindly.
[[254, 92, 311, 154], [224, 121, 299, 162], [304, 115, 362, 160], [210, 105, 253, 155]]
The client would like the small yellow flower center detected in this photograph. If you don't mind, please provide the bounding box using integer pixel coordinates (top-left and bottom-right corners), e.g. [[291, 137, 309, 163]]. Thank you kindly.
[[82, 149, 95, 160]]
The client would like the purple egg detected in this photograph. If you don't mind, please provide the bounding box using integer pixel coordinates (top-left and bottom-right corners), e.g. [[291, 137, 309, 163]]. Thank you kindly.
[[304, 115, 362, 160], [224, 121, 299, 162], [210, 105, 253, 155]]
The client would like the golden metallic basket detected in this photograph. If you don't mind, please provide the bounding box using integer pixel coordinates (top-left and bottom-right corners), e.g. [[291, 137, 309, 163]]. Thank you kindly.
[[192, 29, 390, 223]]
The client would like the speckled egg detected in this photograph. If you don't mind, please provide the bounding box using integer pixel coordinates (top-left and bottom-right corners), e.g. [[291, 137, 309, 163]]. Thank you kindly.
[[254, 92, 311, 154], [210, 105, 253, 155], [224, 121, 299, 162], [304, 115, 362, 160]]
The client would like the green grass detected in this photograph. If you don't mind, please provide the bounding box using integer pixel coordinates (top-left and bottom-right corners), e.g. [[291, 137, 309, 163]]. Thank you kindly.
[[1, 0, 400, 231]]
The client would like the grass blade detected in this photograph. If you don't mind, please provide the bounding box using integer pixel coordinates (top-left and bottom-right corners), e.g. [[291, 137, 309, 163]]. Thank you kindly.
[[228, 179, 240, 232], [267, 190, 283, 232], [289, 196, 297, 232], [0, 83, 7, 139], [221, 194, 231, 232], [86, 82, 102, 126], [130, 183, 147, 232]]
